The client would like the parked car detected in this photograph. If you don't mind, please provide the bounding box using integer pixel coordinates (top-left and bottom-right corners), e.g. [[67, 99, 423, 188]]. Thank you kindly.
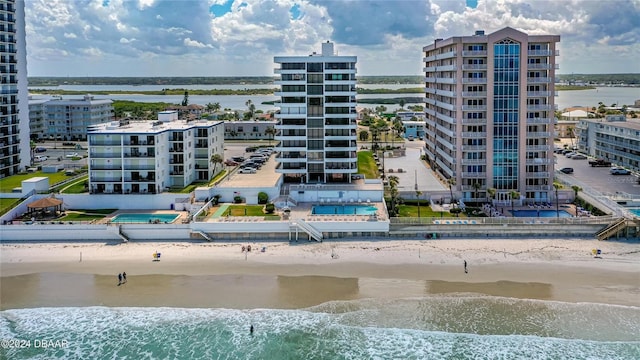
[[34, 155, 48, 162], [224, 159, 239, 166], [561, 149, 573, 155], [238, 168, 256, 174], [571, 154, 587, 160], [65, 152, 79, 158], [231, 156, 245, 162], [588, 159, 612, 167], [245, 146, 257, 152], [610, 167, 631, 175], [35, 147, 47, 153], [559, 167, 574, 174], [565, 152, 577, 158]]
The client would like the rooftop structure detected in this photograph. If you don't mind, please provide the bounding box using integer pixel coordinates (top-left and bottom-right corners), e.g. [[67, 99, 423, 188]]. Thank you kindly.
[[87, 112, 224, 194], [423, 27, 560, 204], [274, 41, 358, 183]]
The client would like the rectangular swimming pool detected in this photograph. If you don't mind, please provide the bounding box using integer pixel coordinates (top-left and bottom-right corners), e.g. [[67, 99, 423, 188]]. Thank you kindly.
[[511, 210, 572, 218], [311, 205, 378, 215], [110, 213, 180, 224]]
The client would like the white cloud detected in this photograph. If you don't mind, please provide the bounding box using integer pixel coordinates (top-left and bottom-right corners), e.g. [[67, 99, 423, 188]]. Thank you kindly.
[[24, 0, 640, 76], [184, 38, 213, 48]]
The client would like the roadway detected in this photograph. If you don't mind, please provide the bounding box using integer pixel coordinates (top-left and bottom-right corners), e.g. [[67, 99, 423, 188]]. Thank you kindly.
[[554, 154, 640, 196]]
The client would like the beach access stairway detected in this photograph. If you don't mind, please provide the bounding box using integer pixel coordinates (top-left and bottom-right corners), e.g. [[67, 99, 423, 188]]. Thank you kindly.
[[192, 230, 214, 242], [118, 225, 130, 243], [596, 218, 629, 241], [290, 219, 323, 242]]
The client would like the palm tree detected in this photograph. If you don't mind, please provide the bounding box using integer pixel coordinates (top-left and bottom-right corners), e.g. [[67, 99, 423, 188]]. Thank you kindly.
[[245, 99, 255, 120], [487, 187, 496, 205], [472, 181, 481, 204], [447, 178, 456, 203], [553, 183, 561, 218], [398, 99, 406, 110], [264, 126, 276, 146], [509, 190, 520, 216], [388, 175, 400, 217], [210, 153, 223, 175], [416, 190, 423, 218]]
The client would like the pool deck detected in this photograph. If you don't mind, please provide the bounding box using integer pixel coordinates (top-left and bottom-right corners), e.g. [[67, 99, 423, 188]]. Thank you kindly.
[[99, 210, 190, 224]]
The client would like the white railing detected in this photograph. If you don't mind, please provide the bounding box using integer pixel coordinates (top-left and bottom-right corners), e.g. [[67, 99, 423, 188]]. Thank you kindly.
[[294, 219, 323, 241]]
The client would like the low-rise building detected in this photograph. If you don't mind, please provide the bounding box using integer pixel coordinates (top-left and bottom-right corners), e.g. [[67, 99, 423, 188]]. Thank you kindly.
[[401, 120, 425, 139], [224, 120, 277, 141], [87, 111, 224, 194], [30, 95, 114, 141], [576, 115, 640, 171]]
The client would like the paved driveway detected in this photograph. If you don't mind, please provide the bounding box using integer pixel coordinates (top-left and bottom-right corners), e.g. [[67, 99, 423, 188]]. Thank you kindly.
[[381, 140, 447, 193]]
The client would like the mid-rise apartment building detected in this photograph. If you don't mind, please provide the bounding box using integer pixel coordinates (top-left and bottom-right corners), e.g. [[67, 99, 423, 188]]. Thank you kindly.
[[423, 27, 560, 204], [576, 115, 640, 171], [41, 95, 114, 141], [274, 41, 358, 183], [87, 111, 224, 194], [0, 0, 28, 177]]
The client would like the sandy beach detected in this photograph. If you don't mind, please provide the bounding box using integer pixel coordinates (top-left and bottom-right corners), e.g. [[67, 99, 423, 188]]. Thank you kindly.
[[1, 238, 639, 309]]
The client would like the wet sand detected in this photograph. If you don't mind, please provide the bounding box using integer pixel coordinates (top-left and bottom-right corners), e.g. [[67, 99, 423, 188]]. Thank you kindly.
[[1, 239, 639, 309]]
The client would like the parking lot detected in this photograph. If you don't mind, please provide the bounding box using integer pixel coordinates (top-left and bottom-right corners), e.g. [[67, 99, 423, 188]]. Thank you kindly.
[[555, 155, 640, 196], [29, 141, 88, 169]]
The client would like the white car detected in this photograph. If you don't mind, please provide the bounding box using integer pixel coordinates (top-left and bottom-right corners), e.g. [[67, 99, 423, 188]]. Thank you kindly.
[[66, 152, 79, 158], [34, 155, 48, 162], [238, 168, 256, 174]]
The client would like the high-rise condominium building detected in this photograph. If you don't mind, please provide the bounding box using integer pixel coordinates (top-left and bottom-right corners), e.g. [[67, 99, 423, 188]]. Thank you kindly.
[[274, 41, 358, 183], [423, 27, 560, 204], [0, 0, 28, 178]]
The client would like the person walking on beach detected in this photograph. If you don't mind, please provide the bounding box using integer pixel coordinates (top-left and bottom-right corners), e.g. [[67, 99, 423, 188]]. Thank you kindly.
[[464, 260, 468, 274], [122, 272, 127, 283], [250, 325, 254, 336], [118, 273, 122, 285]]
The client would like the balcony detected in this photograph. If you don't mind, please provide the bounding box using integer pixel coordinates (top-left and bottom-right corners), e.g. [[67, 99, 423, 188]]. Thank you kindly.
[[525, 158, 553, 165], [526, 145, 551, 151], [461, 91, 487, 97], [461, 172, 486, 178], [461, 159, 486, 165], [527, 50, 559, 56], [527, 91, 552, 97], [461, 64, 487, 70], [462, 78, 486, 84], [527, 132, 551, 138], [462, 50, 487, 56], [461, 145, 486, 151], [527, 172, 550, 178], [526, 104, 555, 111], [461, 132, 487, 138], [527, 63, 552, 70], [461, 105, 487, 111], [526, 117, 553, 125], [525, 185, 551, 191], [527, 77, 551, 83]]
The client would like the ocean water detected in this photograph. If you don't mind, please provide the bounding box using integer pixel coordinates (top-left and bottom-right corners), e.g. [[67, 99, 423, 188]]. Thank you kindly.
[[1, 296, 639, 359]]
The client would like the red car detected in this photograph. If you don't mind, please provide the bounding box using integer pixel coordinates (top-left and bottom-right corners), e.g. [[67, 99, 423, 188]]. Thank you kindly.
[[224, 159, 239, 166]]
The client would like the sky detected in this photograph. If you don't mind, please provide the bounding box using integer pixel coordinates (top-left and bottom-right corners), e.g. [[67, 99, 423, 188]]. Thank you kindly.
[[25, 0, 640, 77]]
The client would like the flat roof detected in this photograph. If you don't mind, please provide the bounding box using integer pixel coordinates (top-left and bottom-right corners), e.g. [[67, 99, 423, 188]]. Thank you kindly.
[[216, 157, 281, 189], [582, 118, 640, 131], [88, 120, 224, 134]]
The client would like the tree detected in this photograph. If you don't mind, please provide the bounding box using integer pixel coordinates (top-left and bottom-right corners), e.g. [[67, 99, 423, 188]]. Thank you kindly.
[[472, 181, 481, 203], [553, 183, 561, 218], [359, 130, 370, 142], [398, 98, 406, 110], [264, 126, 277, 146], [416, 190, 423, 218], [487, 187, 496, 213], [509, 190, 520, 216], [210, 153, 223, 174], [181, 91, 189, 106], [388, 175, 400, 217], [245, 99, 255, 120], [447, 178, 456, 203]]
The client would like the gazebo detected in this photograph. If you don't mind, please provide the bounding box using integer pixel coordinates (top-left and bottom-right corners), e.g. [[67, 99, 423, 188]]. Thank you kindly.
[[26, 196, 64, 218]]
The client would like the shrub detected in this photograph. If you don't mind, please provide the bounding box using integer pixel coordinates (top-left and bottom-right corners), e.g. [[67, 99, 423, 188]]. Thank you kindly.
[[264, 203, 275, 214], [213, 194, 221, 205], [234, 196, 243, 204], [257, 191, 268, 204]]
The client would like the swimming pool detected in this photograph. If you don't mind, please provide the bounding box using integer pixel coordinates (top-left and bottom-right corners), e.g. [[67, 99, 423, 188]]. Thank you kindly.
[[629, 208, 640, 217], [511, 210, 572, 218], [312, 205, 378, 215], [110, 213, 180, 224]]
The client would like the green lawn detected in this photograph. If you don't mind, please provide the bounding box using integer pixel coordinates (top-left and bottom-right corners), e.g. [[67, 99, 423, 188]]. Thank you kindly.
[[67, 209, 117, 215], [208, 170, 228, 186], [60, 176, 89, 194], [357, 151, 378, 179], [59, 212, 106, 221], [397, 205, 465, 218], [0, 198, 21, 216], [224, 205, 280, 220], [0, 171, 72, 192]]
